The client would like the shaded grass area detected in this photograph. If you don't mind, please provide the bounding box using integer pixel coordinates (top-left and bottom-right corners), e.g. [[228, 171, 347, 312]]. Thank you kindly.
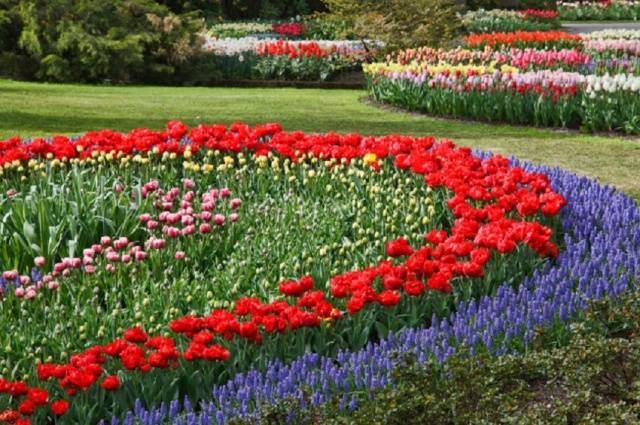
[[1, 78, 639, 201]]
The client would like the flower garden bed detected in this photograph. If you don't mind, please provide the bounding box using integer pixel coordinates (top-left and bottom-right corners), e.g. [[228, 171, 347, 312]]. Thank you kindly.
[[196, 36, 377, 83], [558, 0, 640, 21], [365, 30, 640, 134], [462, 9, 561, 33], [0, 119, 577, 423], [0, 121, 636, 424], [106, 129, 640, 425]]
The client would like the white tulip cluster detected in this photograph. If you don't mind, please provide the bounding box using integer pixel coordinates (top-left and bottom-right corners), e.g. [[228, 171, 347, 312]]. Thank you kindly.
[[585, 73, 640, 96], [585, 29, 640, 40], [202, 36, 375, 57]]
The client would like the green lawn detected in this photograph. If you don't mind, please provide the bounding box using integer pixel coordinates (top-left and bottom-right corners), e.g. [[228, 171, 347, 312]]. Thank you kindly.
[[2, 78, 639, 201]]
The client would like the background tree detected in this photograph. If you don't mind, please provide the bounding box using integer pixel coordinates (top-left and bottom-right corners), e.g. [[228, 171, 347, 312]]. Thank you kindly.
[[321, 0, 463, 52], [0, 0, 205, 83]]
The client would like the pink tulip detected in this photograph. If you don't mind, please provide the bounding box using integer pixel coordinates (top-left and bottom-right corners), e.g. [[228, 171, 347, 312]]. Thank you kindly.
[[201, 202, 215, 212], [230, 198, 242, 210], [200, 223, 211, 234], [135, 251, 148, 262], [183, 191, 195, 202], [121, 254, 132, 263], [25, 288, 36, 300], [2, 270, 18, 281], [139, 213, 151, 223], [106, 252, 120, 262], [101, 236, 112, 246], [62, 269, 71, 277], [114, 183, 124, 193], [214, 214, 226, 226], [19, 276, 30, 286], [230, 213, 239, 223], [182, 178, 196, 190], [220, 188, 231, 198], [151, 238, 166, 250], [114, 237, 128, 250], [47, 281, 60, 290], [167, 214, 180, 225], [15, 287, 25, 298], [34, 256, 46, 268], [167, 227, 181, 238], [175, 251, 186, 260], [181, 225, 196, 236], [147, 220, 159, 230], [85, 265, 96, 274], [200, 211, 213, 222]]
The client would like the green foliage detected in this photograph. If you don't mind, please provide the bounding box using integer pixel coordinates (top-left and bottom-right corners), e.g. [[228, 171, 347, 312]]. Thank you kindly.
[[519, 0, 557, 11], [464, 0, 502, 11], [303, 17, 356, 40], [253, 54, 358, 81], [465, 0, 557, 11], [559, 1, 640, 21], [321, 0, 463, 51], [0, 0, 205, 83], [244, 289, 640, 424], [462, 9, 560, 33], [199, 0, 324, 21]]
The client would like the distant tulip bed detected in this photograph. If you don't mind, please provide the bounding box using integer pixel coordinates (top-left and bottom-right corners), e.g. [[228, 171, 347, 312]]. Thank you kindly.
[[0, 118, 580, 423], [558, 0, 640, 21], [365, 30, 640, 134], [462, 9, 561, 34], [201, 19, 377, 82]]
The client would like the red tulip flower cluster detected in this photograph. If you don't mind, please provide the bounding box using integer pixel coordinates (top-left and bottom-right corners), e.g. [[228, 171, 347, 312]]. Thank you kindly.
[[519, 9, 560, 20], [272, 22, 304, 37], [465, 31, 582, 50], [256, 40, 336, 59]]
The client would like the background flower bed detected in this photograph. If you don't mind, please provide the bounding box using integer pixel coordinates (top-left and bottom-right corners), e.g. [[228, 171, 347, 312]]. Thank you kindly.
[[365, 30, 640, 134], [558, 0, 640, 21]]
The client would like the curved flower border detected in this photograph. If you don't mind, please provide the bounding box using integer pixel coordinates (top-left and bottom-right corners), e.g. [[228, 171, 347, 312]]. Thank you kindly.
[[1, 122, 565, 423], [108, 152, 640, 425]]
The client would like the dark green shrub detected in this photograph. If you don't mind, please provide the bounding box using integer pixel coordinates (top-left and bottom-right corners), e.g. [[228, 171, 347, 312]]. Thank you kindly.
[[202, 0, 325, 20], [465, 0, 502, 11], [0, 0, 205, 83], [518, 0, 557, 11], [321, 0, 463, 51]]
